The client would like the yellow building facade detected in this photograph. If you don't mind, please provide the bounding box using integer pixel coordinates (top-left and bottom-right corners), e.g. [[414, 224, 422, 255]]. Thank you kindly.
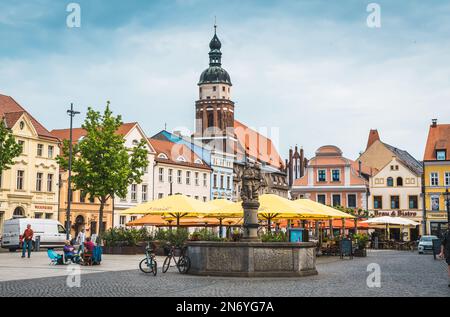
[[0, 94, 60, 233], [423, 120, 450, 237]]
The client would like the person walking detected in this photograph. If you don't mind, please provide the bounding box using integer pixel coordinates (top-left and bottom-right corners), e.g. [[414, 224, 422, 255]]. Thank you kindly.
[[76, 228, 86, 254], [439, 229, 450, 287], [21, 224, 34, 258]]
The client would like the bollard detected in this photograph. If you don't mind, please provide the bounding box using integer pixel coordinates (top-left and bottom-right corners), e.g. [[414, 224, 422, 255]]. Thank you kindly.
[[35, 235, 41, 252]]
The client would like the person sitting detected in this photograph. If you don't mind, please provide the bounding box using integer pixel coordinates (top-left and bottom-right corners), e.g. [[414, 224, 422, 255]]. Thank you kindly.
[[84, 237, 95, 253], [63, 240, 76, 263]]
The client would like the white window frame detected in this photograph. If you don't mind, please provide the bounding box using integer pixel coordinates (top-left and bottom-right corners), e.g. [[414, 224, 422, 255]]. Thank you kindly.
[[430, 172, 439, 187], [331, 169, 341, 182], [317, 169, 327, 182]]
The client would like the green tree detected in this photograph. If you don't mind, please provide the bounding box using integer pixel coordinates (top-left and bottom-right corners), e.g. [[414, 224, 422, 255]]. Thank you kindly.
[[57, 103, 149, 234], [0, 121, 22, 175]]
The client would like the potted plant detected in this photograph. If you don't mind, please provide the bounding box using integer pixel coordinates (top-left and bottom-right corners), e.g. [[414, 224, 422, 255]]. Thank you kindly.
[[353, 233, 369, 257]]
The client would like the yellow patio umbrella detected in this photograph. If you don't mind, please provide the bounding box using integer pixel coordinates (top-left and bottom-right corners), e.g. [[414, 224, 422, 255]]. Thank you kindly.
[[258, 194, 328, 231], [293, 199, 355, 219], [120, 194, 218, 227], [204, 199, 243, 237]]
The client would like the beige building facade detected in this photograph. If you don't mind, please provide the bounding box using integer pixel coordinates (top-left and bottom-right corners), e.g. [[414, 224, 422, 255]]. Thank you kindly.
[[0, 94, 60, 233]]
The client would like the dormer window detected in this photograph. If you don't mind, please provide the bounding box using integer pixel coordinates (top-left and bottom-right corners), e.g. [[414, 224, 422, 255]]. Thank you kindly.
[[436, 150, 446, 161], [177, 156, 186, 162], [19, 121, 25, 130], [157, 153, 168, 160]]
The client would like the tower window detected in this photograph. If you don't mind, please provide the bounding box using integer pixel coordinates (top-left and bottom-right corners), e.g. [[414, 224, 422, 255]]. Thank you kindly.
[[213, 86, 217, 92], [222, 86, 225, 92]]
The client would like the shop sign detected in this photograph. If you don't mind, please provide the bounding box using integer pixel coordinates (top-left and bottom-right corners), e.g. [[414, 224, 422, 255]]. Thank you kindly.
[[374, 210, 418, 217]]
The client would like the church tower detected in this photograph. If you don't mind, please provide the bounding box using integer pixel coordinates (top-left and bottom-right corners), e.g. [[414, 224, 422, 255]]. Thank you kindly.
[[195, 26, 235, 144]]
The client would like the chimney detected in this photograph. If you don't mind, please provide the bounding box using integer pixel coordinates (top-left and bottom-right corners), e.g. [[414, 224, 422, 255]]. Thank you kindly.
[[288, 148, 294, 187], [432, 119, 438, 127], [358, 160, 362, 177]]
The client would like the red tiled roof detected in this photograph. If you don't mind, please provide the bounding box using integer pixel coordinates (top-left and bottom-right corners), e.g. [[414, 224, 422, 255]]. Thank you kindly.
[[234, 120, 284, 169], [0, 94, 58, 140], [50, 122, 137, 144], [149, 138, 211, 171], [424, 123, 450, 161]]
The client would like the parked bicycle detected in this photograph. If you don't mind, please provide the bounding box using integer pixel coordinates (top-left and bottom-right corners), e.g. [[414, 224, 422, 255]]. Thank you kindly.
[[139, 242, 157, 276], [162, 244, 191, 274]]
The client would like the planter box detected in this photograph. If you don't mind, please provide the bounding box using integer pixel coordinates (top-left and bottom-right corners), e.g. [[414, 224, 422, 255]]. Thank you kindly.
[[102, 245, 145, 255], [354, 249, 367, 257]]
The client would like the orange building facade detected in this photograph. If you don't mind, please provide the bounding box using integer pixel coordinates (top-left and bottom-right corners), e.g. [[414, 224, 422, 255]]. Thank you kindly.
[[291, 145, 369, 210]]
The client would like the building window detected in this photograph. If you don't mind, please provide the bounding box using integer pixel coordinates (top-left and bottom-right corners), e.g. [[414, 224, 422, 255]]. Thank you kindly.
[[16, 170, 25, 190], [445, 172, 450, 186], [227, 176, 231, 190], [89, 195, 95, 203], [213, 174, 218, 188], [119, 216, 126, 226], [18, 140, 25, 153], [430, 173, 439, 186], [142, 185, 148, 202], [158, 193, 164, 199], [168, 169, 173, 183], [317, 194, 326, 205], [159, 168, 164, 182], [409, 196, 418, 209], [131, 184, 137, 201], [431, 196, 440, 211], [186, 171, 191, 185], [177, 170, 182, 184], [387, 177, 394, 187], [332, 194, 341, 207], [397, 177, 403, 187], [213, 86, 217, 92], [318, 169, 326, 182], [194, 196, 199, 200], [48, 146, 54, 158], [436, 150, 446, 161], [220, 175, 224, 189], [195, 172, 199, 186], [35, 213, 43, 219], [391, 196, 400, 209], [203, 173, 207, 187], [374, 196, 382, 209], [347, 194, 357, 208], [47, 174, 53, 192], [35, 172, 43, 191], [203, 196, 207, 202], [37, 144, 44, 157], [332, 169, 340, 182]]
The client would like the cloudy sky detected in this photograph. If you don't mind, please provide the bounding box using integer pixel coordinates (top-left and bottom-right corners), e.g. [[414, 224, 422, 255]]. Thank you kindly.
[[1, 0, 449, 161]]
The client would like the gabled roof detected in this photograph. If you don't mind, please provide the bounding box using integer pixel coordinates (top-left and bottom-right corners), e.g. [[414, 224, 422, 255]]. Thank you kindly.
[[423, 123, 450, 161], [51, 122, 143, 145], [234, 120, 284, 169], [0, 94, 58, 140], [383, 143, 423, 175], [148, 138, 211, 171]]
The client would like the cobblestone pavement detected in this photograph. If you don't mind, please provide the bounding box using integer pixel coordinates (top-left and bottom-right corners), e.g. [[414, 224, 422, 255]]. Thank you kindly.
[[0, 250, 449, 297]]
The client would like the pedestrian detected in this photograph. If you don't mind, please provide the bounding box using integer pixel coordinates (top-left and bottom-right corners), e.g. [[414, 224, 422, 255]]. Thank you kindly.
[[21, 224, 33, 258], [76, 228, 86, 254], [439, 229, 450, 287]]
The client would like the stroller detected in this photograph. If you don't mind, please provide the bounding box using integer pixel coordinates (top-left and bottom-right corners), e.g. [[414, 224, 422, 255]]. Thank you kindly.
[[47, 249, 65, 265]]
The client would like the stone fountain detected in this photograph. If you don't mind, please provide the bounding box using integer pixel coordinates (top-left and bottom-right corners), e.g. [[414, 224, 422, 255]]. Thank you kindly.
[[187, 162, 318, 277]]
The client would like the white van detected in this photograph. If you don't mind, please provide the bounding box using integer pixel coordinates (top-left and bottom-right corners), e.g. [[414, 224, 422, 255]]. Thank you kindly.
[[1, 218, 69, 252]]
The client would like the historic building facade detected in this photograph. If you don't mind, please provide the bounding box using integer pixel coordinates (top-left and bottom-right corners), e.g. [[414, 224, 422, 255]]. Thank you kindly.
[[422, 119, 450, 237], [193, 27, 288, 201], [291, 145, 369, 210], [0, 94, 60, 233], [152, 130, 235, 201], [358, 129, 424, 237], [368, 157, 423, 241], [148, 138, 211, 203], [51, 122, 155, 232]]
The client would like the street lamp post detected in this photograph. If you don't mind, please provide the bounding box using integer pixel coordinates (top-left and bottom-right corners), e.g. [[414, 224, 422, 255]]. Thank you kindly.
[[444, 188, 450, 230], [66, 103, 80, 240]]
